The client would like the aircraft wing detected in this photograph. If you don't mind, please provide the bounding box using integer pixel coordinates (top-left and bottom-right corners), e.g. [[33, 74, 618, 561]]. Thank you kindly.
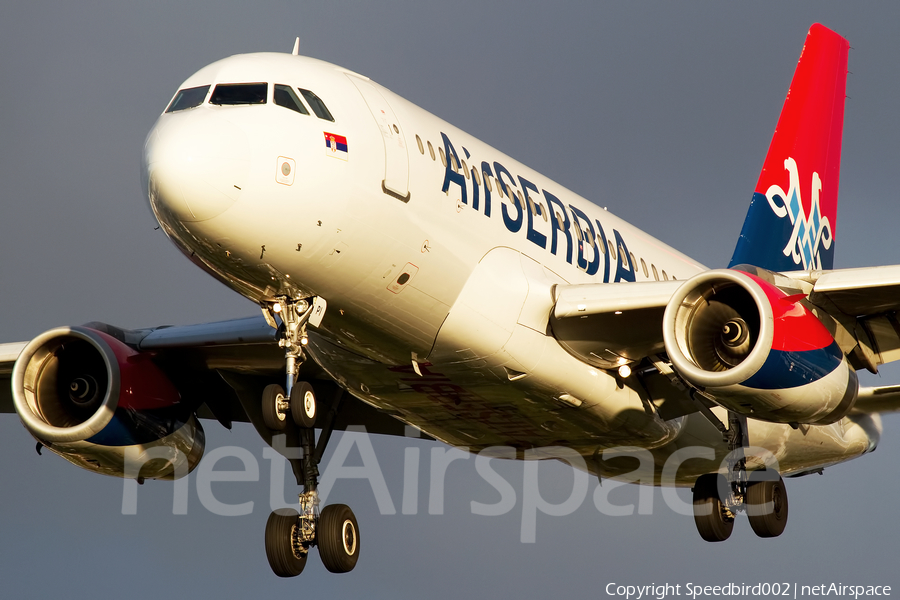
[[800, 266, 900, 369], [0, 342, 26, 415], [853, 385, 900, 415], [549, 267, 900, 417], [0, 317, 410, 438], [550, 280, 683, 369]]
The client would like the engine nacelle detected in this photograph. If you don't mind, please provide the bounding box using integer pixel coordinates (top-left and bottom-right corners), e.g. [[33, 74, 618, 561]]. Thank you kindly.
[[12, 326, 204, 480], [663, 269, 857, 424]]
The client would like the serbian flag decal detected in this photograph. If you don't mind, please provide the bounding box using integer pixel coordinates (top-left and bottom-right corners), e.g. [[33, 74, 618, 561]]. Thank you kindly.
[[324, 132, 348, 160]]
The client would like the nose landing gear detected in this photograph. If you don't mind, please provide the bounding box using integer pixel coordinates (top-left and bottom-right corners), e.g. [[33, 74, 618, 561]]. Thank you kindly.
[[261, 298, 318, 431]]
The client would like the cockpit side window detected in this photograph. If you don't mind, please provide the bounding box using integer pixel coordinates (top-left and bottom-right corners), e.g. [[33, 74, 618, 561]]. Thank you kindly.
[[210, 83, 268, 105], [298, 89, 335, 122], [165, 85, 210, 113], [274, 84, 310, 115]]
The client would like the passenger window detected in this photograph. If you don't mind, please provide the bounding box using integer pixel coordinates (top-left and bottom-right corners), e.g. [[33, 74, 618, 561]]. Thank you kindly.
[[210, 83, 267, 105], [166, 85, 210, 113], [515, 190, 524, 210], [473, 167, 482, 187], [274, 84, 309, 114], [416, 135, 424, 154], [298, 89, 334, 121], [662, 270, 669, 281], [629, 252, 636, 269], [439, 147, 447, 167], [608, 240, 617, 260], [428, 141, 435, 161], [652, 264, 659, 281], [450, 153, 459, 172], [640, 258, 648, 278], [597, 234, 606, 253], [483, 172, 492, 192]]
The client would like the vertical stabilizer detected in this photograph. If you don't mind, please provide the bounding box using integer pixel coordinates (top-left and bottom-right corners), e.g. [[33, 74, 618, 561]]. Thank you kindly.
[[729, 24, 849, 272]]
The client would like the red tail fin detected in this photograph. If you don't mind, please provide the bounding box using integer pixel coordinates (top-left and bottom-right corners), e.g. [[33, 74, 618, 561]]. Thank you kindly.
[[730, 24, 849, 272]]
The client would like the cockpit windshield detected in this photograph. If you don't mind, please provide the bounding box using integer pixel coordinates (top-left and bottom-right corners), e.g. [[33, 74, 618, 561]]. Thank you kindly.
[[165, 85, 210, 113], [298, 89, 334, 122], [274, 84, 309, 115], [210, 83, 267, 105]]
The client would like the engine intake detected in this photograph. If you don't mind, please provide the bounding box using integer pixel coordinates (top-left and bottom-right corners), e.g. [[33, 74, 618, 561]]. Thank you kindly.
[[12, 326, 203, 480], [663, 269, 857, 424]]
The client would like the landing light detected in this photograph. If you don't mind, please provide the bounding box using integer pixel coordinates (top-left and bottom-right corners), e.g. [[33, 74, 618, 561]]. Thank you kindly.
[[618, 365, 632, 378], [272, 303, 282, 314]]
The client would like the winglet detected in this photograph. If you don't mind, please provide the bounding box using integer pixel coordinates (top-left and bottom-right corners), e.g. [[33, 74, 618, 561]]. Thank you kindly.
[[291, 37, 300, 56], [730, 24, 849, 272]]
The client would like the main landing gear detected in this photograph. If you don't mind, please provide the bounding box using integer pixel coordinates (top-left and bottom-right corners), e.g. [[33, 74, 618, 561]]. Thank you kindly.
[[260, 296, 360, 576], [691, 412, 788, 542]]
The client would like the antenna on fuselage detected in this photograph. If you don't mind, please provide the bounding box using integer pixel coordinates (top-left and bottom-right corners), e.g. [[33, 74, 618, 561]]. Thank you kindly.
[[291, 37, 300, 55]]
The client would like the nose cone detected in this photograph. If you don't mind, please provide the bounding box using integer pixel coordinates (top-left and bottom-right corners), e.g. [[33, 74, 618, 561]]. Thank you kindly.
[[144, 113, 249, 222]]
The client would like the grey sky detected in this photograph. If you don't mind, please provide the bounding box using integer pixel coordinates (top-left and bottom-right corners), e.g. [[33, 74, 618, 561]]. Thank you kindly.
[[2, 2, 900, 598]]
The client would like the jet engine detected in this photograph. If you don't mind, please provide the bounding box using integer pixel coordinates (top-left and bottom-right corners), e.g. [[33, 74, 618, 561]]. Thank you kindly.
[[12, 326, 204, 480], [662, 269, 857, 424]]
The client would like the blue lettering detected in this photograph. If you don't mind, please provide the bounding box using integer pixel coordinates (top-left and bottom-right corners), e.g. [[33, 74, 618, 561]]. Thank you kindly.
[[440, 132, 467, 205], [613, 229, 636, 282], [594, 219, 611, 283], [478, 162, 493, 217], [494, 162, 522, 233], [519, 176, 546, 249], [569, 205, 600, 276], [544, 190, 572, 264]]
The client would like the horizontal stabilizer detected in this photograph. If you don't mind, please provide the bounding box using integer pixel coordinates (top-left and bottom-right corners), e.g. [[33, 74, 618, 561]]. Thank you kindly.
[[854, 386, 900, 414]]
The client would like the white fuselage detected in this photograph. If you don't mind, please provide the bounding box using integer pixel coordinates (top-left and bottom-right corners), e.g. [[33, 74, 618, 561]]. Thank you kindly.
[[142, 53, 879, 484]]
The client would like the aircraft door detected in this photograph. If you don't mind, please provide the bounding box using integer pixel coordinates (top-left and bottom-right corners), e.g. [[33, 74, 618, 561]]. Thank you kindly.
[[347, 75, 410, 201]]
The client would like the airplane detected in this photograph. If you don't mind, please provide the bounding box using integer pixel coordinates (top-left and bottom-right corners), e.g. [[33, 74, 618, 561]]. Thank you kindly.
[[2, 22, 899, 576]]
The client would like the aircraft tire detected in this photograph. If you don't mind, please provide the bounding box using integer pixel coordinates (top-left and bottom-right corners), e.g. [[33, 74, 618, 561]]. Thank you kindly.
[[318, 504, 360, 573], [290, 381, 317, 428], [746, 475, 788, 538], [265, 509, 308, 577], [692, 473, 734, 542], [262, 384, 287, 431]]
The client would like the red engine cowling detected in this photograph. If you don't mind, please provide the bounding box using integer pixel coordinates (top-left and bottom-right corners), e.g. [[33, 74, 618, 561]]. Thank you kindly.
[[662, 269, 857, 424], [12, 326, 204, 480]]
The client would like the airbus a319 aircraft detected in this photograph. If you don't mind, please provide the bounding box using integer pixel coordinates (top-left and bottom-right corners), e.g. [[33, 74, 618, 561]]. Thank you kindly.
[[3, 23, 900, 576]]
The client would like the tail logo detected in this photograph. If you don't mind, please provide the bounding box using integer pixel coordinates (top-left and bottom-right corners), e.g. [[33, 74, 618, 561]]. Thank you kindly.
[[765, 157, 833, 270]]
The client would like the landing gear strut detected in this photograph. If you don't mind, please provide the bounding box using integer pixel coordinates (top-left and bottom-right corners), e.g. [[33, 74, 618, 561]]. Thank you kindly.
[[258, 299, 359, 577], [261, 297, 318, 431], [691, 411, 788, 541], [263, 389, 361, 577]]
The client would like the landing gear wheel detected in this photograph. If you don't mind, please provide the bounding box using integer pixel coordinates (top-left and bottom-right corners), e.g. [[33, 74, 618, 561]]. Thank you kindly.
[[262, 384, 288, 431], [692, 473, 734, 542], [746, 475, 788, 538], [291, 382, 317, 428], [265, 509, 308, 577], [318, 504, 360, 573]]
